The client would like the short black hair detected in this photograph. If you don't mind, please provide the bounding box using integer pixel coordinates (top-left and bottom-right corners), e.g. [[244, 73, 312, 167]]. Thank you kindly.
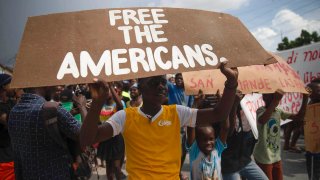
[[175, 73, 182, 78], [307, 78, 320, 88], [137, 75, 166, 90], [195, 126, 215, 140], [60, 88, 73, 102], [137, 78, 147, 90], [114, 81, 123, 89], [309, 78, 320, 84]]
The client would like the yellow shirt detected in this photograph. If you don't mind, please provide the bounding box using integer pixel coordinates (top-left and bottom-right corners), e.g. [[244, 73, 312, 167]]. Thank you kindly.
[[107, 105, 197, 179]]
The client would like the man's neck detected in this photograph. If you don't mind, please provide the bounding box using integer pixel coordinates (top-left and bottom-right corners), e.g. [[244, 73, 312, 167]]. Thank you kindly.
[[141, 104, 161, 117]]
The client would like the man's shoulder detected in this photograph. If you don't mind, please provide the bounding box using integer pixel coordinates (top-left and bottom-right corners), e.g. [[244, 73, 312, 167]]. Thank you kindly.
[[163, 104, 181, 113], [123, 107, 136, 113]]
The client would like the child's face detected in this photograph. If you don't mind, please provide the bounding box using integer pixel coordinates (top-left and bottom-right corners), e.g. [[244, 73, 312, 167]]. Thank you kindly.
[[196, 127, 215, 156], [310, 83, 320, 103]]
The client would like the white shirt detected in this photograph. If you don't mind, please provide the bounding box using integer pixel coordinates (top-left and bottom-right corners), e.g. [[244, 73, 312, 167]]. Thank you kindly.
[[106, 105, 198, 136]]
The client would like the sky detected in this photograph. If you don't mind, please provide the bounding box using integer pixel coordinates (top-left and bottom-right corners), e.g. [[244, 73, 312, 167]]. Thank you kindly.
[[1, 0, 319, 68]]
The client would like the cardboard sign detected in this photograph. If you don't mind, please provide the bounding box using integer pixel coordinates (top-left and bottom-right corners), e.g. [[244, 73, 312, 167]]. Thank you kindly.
[[277, 42, 320, 85], [240, 93, 303, 139], [183, 53, 307, 95], [11, 8, 275, 88], [240, 93, 263, 139], [304, 103, 320, 153]]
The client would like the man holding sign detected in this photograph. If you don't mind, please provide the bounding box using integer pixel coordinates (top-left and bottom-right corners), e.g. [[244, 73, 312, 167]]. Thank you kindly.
[[80, 62, 238, 179]]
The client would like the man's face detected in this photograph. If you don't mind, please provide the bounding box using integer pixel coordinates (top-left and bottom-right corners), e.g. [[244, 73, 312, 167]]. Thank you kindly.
[[175, 74, 184, 88], [310, 83, 320, 103], [130, 87, 140, 99], [52, 86, 64, 101], [45, 86, 59, 101], [196, 127, 215, 156], [140, 76, 168, 104]]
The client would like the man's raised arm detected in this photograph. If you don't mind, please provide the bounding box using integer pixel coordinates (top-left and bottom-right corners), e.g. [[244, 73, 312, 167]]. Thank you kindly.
[[196, 61, 238, 126], [80, 79, 114, 147]]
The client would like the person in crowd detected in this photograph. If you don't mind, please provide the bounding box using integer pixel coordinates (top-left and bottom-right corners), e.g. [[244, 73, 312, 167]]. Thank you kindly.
[[80, 62, 238, 179], [188, 125, 226, 180], [113, 81, 130, 104], [126, 83, 142, 108], [283, 119, 303, 153], [13, 88, 24, 103], [97, 82, 125, 180], [52, 85, 65, 102], [305, 78, 320, 180], [128, 79, 137, 88], [222, 91, 268, 180], [60, 88, 82, 123], [186, 90, 241, 180], [0, 74, 15, 180], [167, 73, 194, 107], [167, 74, 175, 84], [253, 89, 308, 180], [121, 80, 131, 101], [167, 72, 194, 179], [8, 85, 87, 179]]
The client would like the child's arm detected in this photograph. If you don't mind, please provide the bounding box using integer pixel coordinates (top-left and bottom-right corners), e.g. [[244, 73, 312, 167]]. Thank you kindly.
[[228, 91, 242, 136], [288, 93, 309, 121], [196, 62, 238, 126], [258, 90, 284, 124]]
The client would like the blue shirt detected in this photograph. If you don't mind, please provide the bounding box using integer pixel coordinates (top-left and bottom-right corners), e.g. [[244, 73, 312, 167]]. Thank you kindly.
[[8, 93, 81, 179], [189, 138, 227, 180], [167, 82, 194, 107]]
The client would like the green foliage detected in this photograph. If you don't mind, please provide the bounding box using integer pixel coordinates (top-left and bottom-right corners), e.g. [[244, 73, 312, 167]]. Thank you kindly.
[[277, 29, 320, 51]]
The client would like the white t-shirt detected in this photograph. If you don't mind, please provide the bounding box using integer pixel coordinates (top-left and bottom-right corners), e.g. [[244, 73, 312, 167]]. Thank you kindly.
[[106, 105, 198, 136]]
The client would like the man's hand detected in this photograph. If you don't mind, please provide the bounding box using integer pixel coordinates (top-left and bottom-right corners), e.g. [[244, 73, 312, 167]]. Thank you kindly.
[[72, 94, 87, 108], [89, 78, 110, 104], [219, 61, 239, 87], [306, 86, 312, 94]]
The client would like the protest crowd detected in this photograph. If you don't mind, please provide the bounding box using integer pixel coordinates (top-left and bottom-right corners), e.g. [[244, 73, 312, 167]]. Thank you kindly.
[[0, 6, 320, 180], [0, 68, 319, 180]]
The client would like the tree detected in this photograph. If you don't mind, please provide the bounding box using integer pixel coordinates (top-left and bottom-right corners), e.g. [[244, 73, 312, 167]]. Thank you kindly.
[[311, 31, 320, 42], [277, 29, 320, 51]]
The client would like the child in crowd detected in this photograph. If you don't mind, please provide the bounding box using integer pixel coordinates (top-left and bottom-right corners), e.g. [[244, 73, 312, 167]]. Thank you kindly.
[[187, 90, 239, 180], [253, 89, 308, 180], [222, 91, 268, 180], [97, 82, 126, 180], [189, 126, 226, 180]]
